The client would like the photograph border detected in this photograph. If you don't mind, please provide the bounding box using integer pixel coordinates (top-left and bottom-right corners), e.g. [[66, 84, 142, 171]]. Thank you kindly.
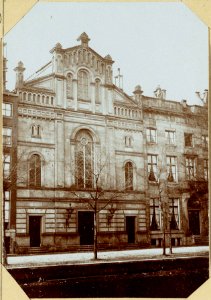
[[1, 1, 210, 299]]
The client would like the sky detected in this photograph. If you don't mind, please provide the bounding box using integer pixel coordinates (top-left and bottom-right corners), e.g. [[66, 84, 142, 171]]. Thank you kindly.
[[4, 2, 208, 105]]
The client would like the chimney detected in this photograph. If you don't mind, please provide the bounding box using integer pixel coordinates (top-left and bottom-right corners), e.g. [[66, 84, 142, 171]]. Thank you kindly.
[[14, 61, 25, 89]]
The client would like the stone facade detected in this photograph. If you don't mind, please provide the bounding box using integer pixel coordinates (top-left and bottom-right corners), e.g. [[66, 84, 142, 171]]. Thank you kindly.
[[3, 33, 208, 253]]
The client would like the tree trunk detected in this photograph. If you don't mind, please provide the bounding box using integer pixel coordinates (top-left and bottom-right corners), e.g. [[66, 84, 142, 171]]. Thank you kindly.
[[163, 228, 166, 255], [169, 227, 173, 254], [93, 208, 98, 259]]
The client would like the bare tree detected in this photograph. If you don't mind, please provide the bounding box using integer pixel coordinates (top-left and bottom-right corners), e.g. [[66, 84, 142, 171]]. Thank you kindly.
[[68, 135, 143, 259], [69, 151, 124, 259], [2, 147, 27, 261], [148, 152, 179, 256]]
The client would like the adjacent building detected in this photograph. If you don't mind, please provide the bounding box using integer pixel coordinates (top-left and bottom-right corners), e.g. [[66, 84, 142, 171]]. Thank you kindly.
[[3, 57, 19, 253], [3, 33, 209, 253]]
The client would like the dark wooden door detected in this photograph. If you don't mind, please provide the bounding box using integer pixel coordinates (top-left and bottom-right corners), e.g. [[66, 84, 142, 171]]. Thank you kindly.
[[126, 216, 135, 243], [29, 216, 41, 247], [188, 210, 200, 235], [78, 211, 94, 245]]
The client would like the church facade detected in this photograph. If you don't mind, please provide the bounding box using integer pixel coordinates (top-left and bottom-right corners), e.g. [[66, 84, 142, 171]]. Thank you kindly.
[[5, 33, 208, 253]]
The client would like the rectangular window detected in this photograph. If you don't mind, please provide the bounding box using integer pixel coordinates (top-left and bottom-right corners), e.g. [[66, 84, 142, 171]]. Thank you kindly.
[[146, 128, 157, 143], [202, 135, 208, 148], [169, 198, 180, 230], [185, 157, 196, 180], [2, 103, 13, 117], [125, 136, 132, 147], [165, 130, 175, 144], [3, 154, 11, 178], [204, 159, 208, 181], [148, 154, 157, 181], [4, 191, 10, 224], [3, 127, 12, 146], [166, 156, 177, 182], [184, 133, 193, 147], [150, 199, 161, 230]]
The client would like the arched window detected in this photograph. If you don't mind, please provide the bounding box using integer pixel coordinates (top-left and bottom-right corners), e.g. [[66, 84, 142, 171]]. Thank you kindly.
[[37, 125, 41, 137], [125, 162, 133, 191], [29, 154, 41, 187], [95, 79, 101, 104], [28, 93, 32, 101], [66, 73, 73, 98], [32, 125, 41, 137], [32, 125, 36, 136], [75, 130, 93, 188], [78, 70, 88, 100]]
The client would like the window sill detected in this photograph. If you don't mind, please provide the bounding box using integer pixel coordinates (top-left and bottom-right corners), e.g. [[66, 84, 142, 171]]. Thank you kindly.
[[31, 135, 41, 139], [184, 145, 194, 148], [78, 98, 91, 103], [147, 142, 157, 145]]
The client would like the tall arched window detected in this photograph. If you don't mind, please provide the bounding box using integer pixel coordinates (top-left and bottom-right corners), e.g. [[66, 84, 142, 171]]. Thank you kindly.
[[78, 70, 88, 100], [125, 162, 133, 191], [75, 130, 93, 188], [66, 73, 73, 98], [29, 154, 41, 187], [95, 79, 101, 104]]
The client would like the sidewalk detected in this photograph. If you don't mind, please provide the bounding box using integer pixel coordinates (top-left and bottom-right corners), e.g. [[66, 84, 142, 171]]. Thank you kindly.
[[6, 246, 209, 268]]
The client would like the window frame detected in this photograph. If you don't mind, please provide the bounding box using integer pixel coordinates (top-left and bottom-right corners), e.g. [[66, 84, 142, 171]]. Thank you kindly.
[[203, 159, 208, 181], [148, 154, 158, 182], [75, 130, 94, 189], [125, 161, 134, 191], [202, 135, 208, 148], [169, 198, 180, 230], [185, 156, 196, 180], [29, 154, 41, 188], [166, 156, 177, 182], [3, 127, 12, 146], [165, 130, 175, 145], [4, 191, 10, 224], [78, 70, 89, 101], [184, 133, 193, 147], [66, 73, 73, 99], [3, 154, 11, 178], [31, 125, 41, 138], [150, 198, 162, 230], [95, 78, 101, 104], [2, 102, 13, 117], [146, 128, 157, 143]]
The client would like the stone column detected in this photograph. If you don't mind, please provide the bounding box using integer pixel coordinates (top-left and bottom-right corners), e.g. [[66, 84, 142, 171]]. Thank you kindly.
[[91, 83, 95, 113], [56, 120, 64, 187], [72, 79, 78, 110]]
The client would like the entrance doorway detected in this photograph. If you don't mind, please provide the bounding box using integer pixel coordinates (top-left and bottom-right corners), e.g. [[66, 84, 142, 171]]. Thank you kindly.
[[78, 211, 94, 245], [126, 216, 136, 243], [188, 210, 200, 235], [29, 216, 41, 247]]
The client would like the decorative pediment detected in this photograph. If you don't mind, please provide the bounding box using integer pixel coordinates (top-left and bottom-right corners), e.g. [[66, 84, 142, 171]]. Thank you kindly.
[[62, 46, 113, 72]]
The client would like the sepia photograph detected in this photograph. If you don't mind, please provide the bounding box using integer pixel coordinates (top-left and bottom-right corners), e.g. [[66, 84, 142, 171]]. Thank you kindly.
[[2, 1, 210, 298]]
